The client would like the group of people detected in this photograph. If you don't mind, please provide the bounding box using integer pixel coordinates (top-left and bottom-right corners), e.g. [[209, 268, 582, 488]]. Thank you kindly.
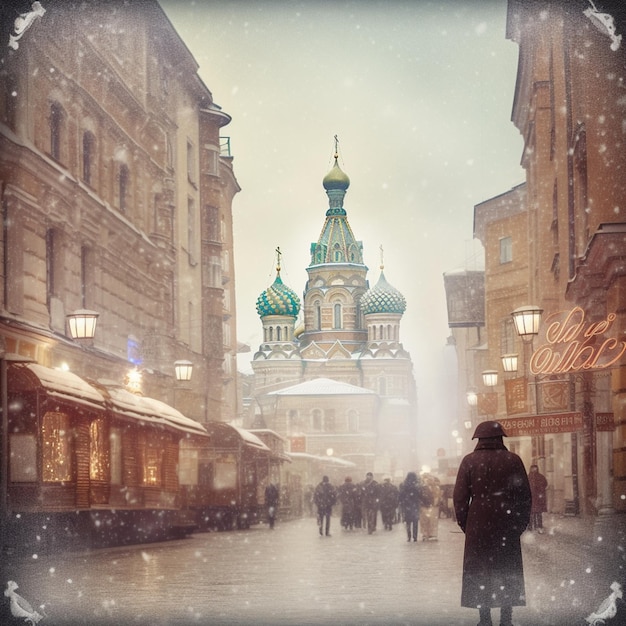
[[311, 470, 442, 540], [267, 419, 548, 626]]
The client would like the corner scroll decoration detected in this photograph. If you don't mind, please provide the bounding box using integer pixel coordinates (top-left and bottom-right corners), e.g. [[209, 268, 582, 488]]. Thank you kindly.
[[8, 1, 46, 50]]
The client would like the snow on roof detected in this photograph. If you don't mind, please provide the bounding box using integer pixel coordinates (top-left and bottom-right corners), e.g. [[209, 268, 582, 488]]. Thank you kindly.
[[230, 424, 270, 450], [289, 452, 356, 467], [97, 383, 206, 436], [26, 363, 105, 411], [268, 377, 376, 397]]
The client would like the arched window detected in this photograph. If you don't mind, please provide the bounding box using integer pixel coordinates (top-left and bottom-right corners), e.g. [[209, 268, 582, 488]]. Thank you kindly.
[[315, 301, 322, 330], [269, 326, 273, 341], [333, 303, 342, 329], [333, 243, 343, 262], [50, 102, 64, 161], [118, 164, 129, 213], [276, 326, 282, 341], [82, 130, 95, 185]]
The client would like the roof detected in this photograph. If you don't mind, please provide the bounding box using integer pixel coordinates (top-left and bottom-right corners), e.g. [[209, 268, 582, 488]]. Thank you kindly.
[[289, 452, 356, 467], [267, 377, 376, 397]]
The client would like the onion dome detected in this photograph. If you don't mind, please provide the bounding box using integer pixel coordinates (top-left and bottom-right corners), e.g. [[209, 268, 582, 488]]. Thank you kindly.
[[322, 159, 350, 191], [256, 272, 301, 319], [360, 270, 406, 315]]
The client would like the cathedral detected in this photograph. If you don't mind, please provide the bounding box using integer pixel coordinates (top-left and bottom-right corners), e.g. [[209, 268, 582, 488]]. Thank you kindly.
[[250, 150, 418, 483]]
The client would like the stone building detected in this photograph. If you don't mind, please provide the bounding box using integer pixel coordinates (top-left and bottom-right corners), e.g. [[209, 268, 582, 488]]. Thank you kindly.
[[250, 153, 418, 482], [0, 0, 240, 423], [447, 1, 626, 527]]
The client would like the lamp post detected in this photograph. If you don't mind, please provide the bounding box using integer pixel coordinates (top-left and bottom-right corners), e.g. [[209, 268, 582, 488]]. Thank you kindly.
[[501, 353, 519, 374], [482, 369, 498, 388]]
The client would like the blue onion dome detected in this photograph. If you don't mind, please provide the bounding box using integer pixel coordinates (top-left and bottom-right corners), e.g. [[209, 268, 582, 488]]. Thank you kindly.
[[256, 272, 301, 318], [360, 270, 406, 315], [322, 158, 350, 191]]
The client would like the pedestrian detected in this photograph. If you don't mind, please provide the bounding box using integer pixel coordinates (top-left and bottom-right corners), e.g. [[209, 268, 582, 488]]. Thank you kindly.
[[337, 476, 358, 530], [528, 464, 548, 534], [361, 472, 380, 534], [264, 482, 279, 529], [419, 473, 441, 541], [398, 471, 421, 542], [379, 477, 399, 530], [453, 420, 532, 626], [313, 475, 337, 536]]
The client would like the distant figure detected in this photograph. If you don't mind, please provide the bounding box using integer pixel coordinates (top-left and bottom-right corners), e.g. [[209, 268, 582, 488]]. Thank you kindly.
[[454, 420, 532, 626], [337, 476, 358, 530], [379, 477, 399, 531], [265, 482, 280, 529], [399, 471, 421, 542], [419, 474, 441, 541], [528, 464, 548, 534], [313, 475, 337, 536], [304, 484, 315, 517], [361, 472, 380, 534]]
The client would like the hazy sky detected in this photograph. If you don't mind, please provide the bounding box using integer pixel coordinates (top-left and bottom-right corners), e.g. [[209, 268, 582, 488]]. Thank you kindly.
[[160, 0, 525, 463]]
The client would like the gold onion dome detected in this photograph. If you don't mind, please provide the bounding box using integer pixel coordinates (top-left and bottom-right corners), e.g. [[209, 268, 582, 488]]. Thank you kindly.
[[322, 159, 350, 191], [256, 273, 301, 318], [360, 270, 406, 315]]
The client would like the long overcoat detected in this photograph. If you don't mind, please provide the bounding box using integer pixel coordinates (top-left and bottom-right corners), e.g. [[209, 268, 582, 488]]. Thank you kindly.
[[453, 438, 531, 609]]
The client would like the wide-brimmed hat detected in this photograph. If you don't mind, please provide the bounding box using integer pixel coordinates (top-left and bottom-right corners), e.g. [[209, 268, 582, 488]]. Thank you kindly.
[[472, 420, 507, 439]]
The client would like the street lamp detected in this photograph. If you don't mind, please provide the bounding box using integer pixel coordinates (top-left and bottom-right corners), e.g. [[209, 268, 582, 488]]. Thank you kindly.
[[174, 360, 193, 381], [511, 305, 543, 341], [66, 309, 99, 339], [466, 390, 478, 406], [501, 353, 519, 373], [482, 369, 498, 387]]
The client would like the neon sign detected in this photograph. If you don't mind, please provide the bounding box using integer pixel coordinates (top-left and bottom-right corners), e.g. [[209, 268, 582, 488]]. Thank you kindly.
[[529, 306, 626, 375]]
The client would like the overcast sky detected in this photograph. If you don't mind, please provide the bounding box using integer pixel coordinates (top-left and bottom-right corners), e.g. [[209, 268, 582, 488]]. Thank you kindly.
[[160, 0, 525, 464]]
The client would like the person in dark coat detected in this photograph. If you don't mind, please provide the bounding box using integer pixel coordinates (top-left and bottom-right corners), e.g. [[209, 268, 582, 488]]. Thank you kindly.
[[361, 472, 380, 534], [453, 420, 532, 626], [379, 477, 399, 530], [528, 464, 548, 533], [264, 482, 279, 529], [398, 471, 421, 542], [313, 475, 337, 536], [337, 476, 358, 530]]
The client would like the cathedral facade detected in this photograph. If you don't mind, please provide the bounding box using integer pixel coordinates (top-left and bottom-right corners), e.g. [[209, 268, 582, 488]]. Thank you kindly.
[[250, 155, 418, 482]]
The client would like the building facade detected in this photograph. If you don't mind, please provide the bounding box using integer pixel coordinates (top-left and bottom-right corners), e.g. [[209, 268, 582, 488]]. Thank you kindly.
[[447, 1, 626, 527], [249, 153, 418, 483], [0, 0, 240, 423]]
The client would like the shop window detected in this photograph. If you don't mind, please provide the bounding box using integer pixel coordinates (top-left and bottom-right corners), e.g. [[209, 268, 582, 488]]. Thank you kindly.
[[142, 435, 163, 486], [179, 440, 198, 486], [89, 418, 109, 481], [10, 434, 37, 482], [110, 428, 122, 485], [42, 411, 72, 482]]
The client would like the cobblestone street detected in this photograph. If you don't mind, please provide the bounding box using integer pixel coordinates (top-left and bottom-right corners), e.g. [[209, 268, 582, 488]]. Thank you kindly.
[[2, 513, 623, 626]]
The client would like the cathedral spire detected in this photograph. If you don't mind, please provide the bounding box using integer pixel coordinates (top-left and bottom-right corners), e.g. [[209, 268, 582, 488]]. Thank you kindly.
[[310, 137, 364, 267]]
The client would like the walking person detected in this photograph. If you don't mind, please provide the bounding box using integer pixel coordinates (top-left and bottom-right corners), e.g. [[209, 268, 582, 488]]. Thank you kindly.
[[419, 473, 441, 541], [398, 471, 421, 542], [453, 420, 532, 626], [313, 475, 337, 537], [361, 472, 380, 534], [528, 464, 548, 534], [264, 482, 280, 529], [379, 477, 399, 530], [337, 476, 358, 530]]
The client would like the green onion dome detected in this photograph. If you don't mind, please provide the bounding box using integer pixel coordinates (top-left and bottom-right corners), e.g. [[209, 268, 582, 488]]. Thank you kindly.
[[360, 271, 406, 315], [322, 160, 350, 191], [256, 274, 301, 318]]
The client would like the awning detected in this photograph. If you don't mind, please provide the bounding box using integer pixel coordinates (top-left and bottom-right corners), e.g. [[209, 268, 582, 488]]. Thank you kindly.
[[203, 421, 271, 453], [96, 382, 207, 436], [10, 363, 106, 412]]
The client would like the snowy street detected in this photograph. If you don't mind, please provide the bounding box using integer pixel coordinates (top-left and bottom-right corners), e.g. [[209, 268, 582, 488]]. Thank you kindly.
[[2, 513, 621, 626]]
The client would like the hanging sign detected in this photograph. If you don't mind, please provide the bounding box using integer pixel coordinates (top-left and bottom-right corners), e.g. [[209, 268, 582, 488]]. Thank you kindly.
[[595, 412, 615, 432], [530, 306, 626, 375], [500, 412, 583, 436]]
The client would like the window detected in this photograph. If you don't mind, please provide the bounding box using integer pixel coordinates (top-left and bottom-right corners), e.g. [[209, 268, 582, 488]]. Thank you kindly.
[[118, 164, 129, 213], [315, 301, 322, 330], [80, 246, 94, 309], [499, 236, 512, 264], [333, 243, 343, 262], [141, 434, 163, 486], [9, 434, 37, 482], [82, 131, 95, 185], [187, 198, 196, 264], [187, 139, 196, 184], [110, 428, 122, 485], [179, 440, 198, 486], [89, 418, 108, 481], [42, 412, 72, 482], [50, 102, 64, 161], [333, 303, 342, 329]]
